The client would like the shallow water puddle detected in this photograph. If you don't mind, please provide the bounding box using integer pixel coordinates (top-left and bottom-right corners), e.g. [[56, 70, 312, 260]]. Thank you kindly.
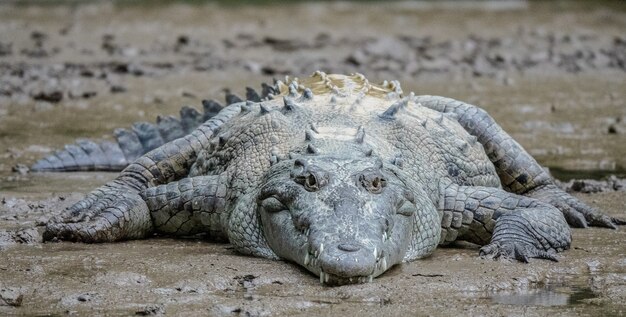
[[489, 284, 597, 307]]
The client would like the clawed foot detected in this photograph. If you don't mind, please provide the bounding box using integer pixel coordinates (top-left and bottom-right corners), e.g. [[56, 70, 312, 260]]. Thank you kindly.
[[44, 183, 152, 242], [479, 241, 559, 263], [529, 184, 625, 229]]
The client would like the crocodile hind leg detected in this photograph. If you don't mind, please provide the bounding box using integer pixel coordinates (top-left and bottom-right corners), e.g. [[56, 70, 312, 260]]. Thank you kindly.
[[440, 183, 571, 262], [415, 95, 624, 229], [140, 175, 230, 238]]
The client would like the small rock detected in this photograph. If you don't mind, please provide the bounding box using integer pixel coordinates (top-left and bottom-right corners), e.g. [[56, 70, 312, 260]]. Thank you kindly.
[[180, 90, 196, 99], [135, 304, 165, 316], [586, 260, 602, 273], [11, 164, 29, 175], [32, 91, 63, 103], [77, 294, 91, 302], [176, 35, 189, 46], [60, 292, 99, 307], [111, 85, 127, 93], [0, 288, 23, 307]]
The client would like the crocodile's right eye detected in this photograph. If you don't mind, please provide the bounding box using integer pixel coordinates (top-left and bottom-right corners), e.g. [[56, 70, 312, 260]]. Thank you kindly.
[[294, 172, 320, 191], [260, 196, 288, 213], [291, 160, 328, 192]]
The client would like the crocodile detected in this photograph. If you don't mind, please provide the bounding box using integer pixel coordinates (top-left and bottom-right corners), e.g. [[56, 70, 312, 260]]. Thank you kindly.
[[41, 72, 624, 285]]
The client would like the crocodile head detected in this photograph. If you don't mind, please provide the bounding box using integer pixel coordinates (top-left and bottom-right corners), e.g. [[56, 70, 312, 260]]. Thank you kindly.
[[257, 156, 428, 285]]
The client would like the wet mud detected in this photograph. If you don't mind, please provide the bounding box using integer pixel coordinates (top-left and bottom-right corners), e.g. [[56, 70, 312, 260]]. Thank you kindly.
[[1, 1, 625, 316]]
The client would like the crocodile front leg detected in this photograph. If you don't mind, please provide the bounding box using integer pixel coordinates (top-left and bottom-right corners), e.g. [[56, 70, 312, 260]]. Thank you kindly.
[[140, 174, 230, 238], [44, 104, 244, 242], [441, 183, 571, 262], [415, 95, 623, 228]]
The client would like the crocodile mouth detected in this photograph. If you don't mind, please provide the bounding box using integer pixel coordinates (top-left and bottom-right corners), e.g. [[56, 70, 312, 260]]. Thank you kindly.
[[317, 271, 374, 286], [300, 240, 391, 285]]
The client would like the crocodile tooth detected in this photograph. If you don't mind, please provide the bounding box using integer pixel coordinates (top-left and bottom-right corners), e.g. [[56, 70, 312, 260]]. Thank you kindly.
[[368, 275, 373, 283], [319, 243, 324, 254], [325, 273, 330, 283], [382, 257, 388, 271], [373, 247, 377, 258], [304, 253, 310, 265]]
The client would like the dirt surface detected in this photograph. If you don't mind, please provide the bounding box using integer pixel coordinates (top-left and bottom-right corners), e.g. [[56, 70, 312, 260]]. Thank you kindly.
[[1, 1, 625, 316]]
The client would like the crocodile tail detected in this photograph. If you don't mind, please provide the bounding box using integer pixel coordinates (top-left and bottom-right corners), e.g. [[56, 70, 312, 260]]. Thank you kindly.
[[31, 100, 225, 172], [30, 84, 276, 172]]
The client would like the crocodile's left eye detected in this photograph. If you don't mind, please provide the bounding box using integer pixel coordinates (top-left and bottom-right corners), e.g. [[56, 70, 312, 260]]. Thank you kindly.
[[358, 169, 387, 194]]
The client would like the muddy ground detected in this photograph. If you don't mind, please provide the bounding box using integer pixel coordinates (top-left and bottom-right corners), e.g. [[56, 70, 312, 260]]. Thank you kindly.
[[0, 1, 625, 316]]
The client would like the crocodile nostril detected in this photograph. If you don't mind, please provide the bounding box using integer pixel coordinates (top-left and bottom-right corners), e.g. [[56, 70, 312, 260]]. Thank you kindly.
[[337, 243, 361, 252]]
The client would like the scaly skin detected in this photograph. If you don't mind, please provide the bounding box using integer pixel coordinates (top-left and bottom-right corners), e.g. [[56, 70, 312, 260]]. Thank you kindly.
[[43, 72, 624, 285]]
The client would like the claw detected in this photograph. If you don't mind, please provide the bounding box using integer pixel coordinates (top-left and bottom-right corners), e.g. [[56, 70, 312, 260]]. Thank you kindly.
[[612, 217, 626, 226], [479, 241, 558, 263], [528, 184, 621, 229], [562, 209, 588, 228], [43, 186, 152, 243]]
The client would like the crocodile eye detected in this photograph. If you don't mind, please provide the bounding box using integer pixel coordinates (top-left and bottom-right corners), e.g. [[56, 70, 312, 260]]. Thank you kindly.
[[294, 172, 327, 192], [291, 161, 328, 192], [359, 170, 387, 194]]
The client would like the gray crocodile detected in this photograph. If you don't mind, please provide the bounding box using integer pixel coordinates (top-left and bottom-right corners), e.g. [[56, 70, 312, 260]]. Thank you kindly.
[[41, 72, 624, 285]]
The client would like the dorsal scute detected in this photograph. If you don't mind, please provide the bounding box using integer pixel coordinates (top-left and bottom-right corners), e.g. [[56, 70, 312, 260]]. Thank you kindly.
[[273, 72, 404, 103]]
